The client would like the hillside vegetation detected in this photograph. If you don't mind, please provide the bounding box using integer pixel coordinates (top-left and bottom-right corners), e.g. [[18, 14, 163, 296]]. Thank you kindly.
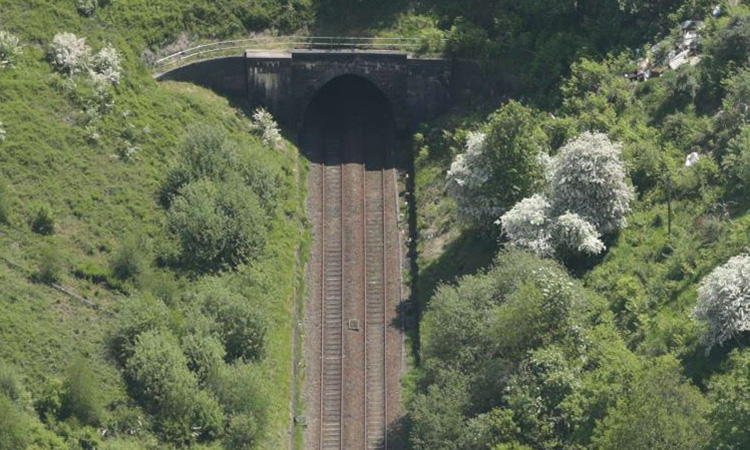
[[0, 1, 309, 449], [409, 1, 750, 449]]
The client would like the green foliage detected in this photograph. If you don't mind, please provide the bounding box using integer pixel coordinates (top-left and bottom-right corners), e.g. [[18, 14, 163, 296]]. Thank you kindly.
[[112, 295, 171, 360], [60, 356, 104, 426], [723, 126, 750, 201], [124, 329, 224, 444], [167, 179, 266, 271], [592, 355, 710, 450], [0, 394, 31, 450], [708, 349, 750, 450], [110, 234, 150, 281], [31, 203, 55, 235], [187, 281, 267, 363], [36, 244, 63, 284], [0, 179, 10, 225], [0, 364, 30, 408]]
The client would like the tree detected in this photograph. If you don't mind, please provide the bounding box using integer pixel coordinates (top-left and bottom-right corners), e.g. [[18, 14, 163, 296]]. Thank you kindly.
[[722, 126, 750, 200], [708, 349, 750, 450], [552, 212, 605, 256], [60, 356, 104, 425], [499, 194, 554, 257], [693, 254, 750, 350], [550, 132, 634, 236], [592, 355, 710, 450], [447, 101, 548, 226]]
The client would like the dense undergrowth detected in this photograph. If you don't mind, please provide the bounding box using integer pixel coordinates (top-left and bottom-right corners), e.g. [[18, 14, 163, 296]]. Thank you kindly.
[[0, 1, 309, 449], [408, 2, 750, 450]]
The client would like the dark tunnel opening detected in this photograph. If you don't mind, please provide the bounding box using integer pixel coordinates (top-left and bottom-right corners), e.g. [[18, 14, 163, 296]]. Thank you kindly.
[[302, 75, 396, 169]]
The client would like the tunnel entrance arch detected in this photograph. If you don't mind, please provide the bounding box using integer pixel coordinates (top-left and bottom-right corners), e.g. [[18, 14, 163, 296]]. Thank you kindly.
[[302, 74, 396, 167]]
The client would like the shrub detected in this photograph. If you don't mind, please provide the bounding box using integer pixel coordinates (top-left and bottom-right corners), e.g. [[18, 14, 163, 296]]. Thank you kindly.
[[110, 235, 149, 281], [49, 33, 91, 75], [112, 295, 171, 360], [0, 179, 10, 225], [181, 328, 225, 384], [499, 194, 554, 257], [249, 108, 281, 148], [549, 132, 634, 236], [0, 364, 30, 407], [187, 281, 267, 362], [723, 126, 750, 200], [225, 414, 261, 450], [60, 356, 104, 425], [207, 363, 268, 443], [447, 101, 548, 226], [124, 329, 224, 443], [77, 0, 97, 16], [708, 349, 750, 450], [36, 245, 63, 284], [693, 254, 750, 350], [30, 203, 55, 235], [0, 31, 22, 68], [167, 179, 266, 271], [0, 121, 5, 144], [592, 356, 710, 450], [92, 43, 122, 85], [0, 394, 31, 450]]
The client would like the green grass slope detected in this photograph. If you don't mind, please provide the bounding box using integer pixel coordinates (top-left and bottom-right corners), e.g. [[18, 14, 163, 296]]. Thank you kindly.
[[0, 2, 309, 449]]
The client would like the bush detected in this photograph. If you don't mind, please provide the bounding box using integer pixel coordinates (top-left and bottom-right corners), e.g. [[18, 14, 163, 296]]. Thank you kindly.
[[0, 395, 31, 450], [0, 31, 22, 68], [549, 132, 634, 236], [207, 363, 268, 444], [0, 364, 30, 407], [30, 203, 55, 235], [167, 179, 266, 271], [110, 235, 150, 281], [60, 357, 104, 425], [124, 329, 224, 443], [225, 414, 261, 450], [693, 254, 750, 350], [49, 33, 91, 75], [112, 295, 171, 360], [447, 101, 548, 226], [0, 179, 10, 225], [592, 356, 710, 450], [187, 281, 267, 362], [181, 328, 225, 384], [552, 212, 605, 256], [0, 121, 5, 144], [723, 126, 750, 200], [36, 245, 63, 284], [708, 349, 750, 450], [77, 0, 97, 16]]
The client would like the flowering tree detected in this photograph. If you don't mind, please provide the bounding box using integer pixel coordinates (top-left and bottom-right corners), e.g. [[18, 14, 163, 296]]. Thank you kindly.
[[249, 108, 281, 147], [0, 121, 5, 144], [93, 43, 122, 85], [553, 212, 605, 256], [693, 254, 750, 350], [0, 31, 22, 68], [447, 101, 548, 226], [499, 194, 554, 257], [550, 132, 634, 235], [49, 33, 91, 75]]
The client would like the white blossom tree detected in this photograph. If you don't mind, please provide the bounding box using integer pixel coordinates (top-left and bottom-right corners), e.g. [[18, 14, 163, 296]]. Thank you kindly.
[[693, 254, 750, 350], [550, 132, 634, 236], [0, 121, 6, 144], [447, 101, 548, 226], [93, 43, 122, 85], [249, 108, 281, 147], [553, 212, 605, 256], [499, 194, 554, 257], [49, 32, 91, 75]]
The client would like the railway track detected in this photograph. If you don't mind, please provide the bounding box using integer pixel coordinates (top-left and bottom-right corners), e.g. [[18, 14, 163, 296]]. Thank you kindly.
[[363, 119, 388, 450], [320, 130, 344, 450], [310, 78, 397, 450]]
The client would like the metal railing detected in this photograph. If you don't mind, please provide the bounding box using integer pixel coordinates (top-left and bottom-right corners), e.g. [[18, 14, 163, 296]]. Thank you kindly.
[[153, 36, 438, 72]]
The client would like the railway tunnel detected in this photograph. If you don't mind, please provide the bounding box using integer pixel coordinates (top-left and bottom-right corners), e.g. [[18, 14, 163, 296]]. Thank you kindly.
[[303, 74, 404, 450]]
